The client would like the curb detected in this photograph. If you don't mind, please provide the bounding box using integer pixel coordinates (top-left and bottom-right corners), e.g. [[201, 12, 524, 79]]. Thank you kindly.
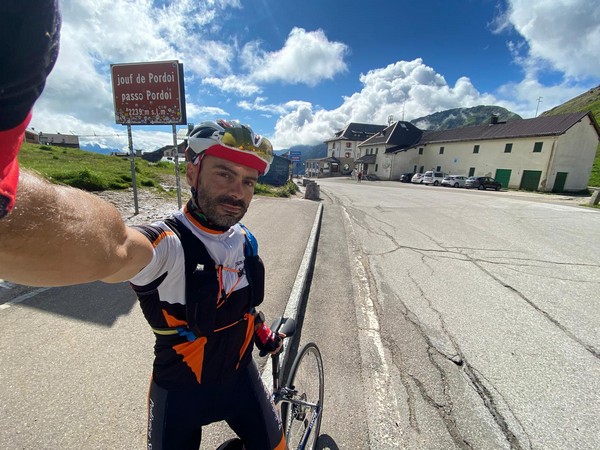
[[261, 202, 323, 386]]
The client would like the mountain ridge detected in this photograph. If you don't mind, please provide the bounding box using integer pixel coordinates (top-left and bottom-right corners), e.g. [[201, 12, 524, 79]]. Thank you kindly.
[[410, 105, 522, 130]]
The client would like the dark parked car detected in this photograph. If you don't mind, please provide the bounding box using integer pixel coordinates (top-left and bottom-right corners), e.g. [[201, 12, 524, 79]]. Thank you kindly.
[[465, 176, 502, 190], [399, 172, 414, 183]]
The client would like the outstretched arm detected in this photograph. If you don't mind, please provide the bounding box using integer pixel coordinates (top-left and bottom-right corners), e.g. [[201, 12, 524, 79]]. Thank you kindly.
[[0, 171, 154, 287]]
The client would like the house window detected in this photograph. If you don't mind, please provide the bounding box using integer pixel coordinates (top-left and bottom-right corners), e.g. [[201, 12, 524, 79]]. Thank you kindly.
[[439, 146, 444, 155], [473, 145, 480, 154], [375, 164, 378, 171], [533, 142, 543, 153], [418, 147, 423, 155], [375, 148, 378, 154], [345, 152, 351, 158], [469, 167, 475, 176], [436, 166, 441, 171], [346, 142, 352, 148], [504, 143, 513, 153]]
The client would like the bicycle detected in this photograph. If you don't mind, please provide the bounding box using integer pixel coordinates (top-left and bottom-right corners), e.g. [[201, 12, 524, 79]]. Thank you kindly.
[[217, 317, 324, 450]]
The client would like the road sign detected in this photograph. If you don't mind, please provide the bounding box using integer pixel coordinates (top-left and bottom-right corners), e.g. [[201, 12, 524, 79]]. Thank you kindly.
[[111, 60, 187, 125]]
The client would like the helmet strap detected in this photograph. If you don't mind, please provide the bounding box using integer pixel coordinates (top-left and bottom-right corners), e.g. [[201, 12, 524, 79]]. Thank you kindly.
[[191, 152, 205, 206]]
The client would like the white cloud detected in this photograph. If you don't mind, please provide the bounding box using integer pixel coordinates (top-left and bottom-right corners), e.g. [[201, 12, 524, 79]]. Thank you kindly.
[[27, 0, 600, 154], [270, 0, 600, 148], [245, 27, 349, 86], [269, 59, 501, 149], [202, 27, 349, 93], [30, 0, 243, 149], [486, 0, 600, 117], [238, 97, 312, 116], [495, 77, 588, 117], [202, 76, 262, 96], [31, 103, 185, 152], [498, 0, 600, 80], [185, 103, 229, 119]]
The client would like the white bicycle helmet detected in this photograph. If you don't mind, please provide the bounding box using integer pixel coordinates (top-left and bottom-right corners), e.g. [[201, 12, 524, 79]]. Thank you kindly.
[[186, 119, 273, 175]]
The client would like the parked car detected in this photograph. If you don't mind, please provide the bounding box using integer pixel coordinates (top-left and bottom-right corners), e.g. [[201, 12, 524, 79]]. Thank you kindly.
[[441, 175, 468, 188], [411, 173, 424, 184], [399, 172, 414, 183], [465, 176, 502, 190], [422, 171, 447, 186]]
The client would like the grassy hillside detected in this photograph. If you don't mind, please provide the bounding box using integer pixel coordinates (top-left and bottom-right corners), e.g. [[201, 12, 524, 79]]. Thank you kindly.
[[540, 85, 600, 187], [19, 142, 182, 193], [18, 142, 298, 198]]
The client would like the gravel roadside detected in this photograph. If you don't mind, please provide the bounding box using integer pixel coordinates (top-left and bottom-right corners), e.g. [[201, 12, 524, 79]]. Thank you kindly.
[[95, 188, 181, 226]]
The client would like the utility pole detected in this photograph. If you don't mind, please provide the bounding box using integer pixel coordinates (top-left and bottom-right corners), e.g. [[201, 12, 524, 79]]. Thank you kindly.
[[535, 96, 543, 117]]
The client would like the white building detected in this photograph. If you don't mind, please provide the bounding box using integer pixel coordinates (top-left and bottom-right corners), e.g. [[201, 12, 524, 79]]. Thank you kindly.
[[38, 132, 80, 148], [317, 122, 386, 177], [352, 112, 599, 192]]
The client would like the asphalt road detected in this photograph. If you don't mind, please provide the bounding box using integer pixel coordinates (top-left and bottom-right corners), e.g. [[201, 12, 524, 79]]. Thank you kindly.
[[0, 195, 320, 450], [2, 180, 599, 449], [315, 178, 600, 450]]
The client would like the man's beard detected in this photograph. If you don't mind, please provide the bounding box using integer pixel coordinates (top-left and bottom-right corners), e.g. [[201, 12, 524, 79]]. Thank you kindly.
[[196, 184, 248, 228]]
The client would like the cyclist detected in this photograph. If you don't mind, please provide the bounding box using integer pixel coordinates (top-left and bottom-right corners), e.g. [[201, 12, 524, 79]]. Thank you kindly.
[[0, 2, 286, 449]]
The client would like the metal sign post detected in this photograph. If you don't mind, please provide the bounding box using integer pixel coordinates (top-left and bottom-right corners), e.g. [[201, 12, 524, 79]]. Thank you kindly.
[[126, 125, 139, 214], [172, 124, 182, 209]]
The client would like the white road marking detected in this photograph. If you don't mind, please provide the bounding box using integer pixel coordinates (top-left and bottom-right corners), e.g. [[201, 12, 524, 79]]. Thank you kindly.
[[0, 287, 50, 310], [344, 207, 404, 449]]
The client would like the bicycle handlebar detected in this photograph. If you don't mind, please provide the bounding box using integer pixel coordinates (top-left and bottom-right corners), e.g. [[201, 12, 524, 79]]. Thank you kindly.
[[271, 316, 296, 337], [258, 317, 296, 358]]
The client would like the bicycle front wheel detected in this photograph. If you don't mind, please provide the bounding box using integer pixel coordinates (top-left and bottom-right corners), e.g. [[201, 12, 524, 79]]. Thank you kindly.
[[283, 342, 324, 450]]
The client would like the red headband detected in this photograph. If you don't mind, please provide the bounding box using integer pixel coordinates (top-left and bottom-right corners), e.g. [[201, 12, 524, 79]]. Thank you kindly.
[[204, 144, 268, 175]]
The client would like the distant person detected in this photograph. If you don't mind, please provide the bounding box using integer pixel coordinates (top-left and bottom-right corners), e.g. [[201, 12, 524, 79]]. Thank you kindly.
[[357, 170, 363, 182], [0, 2, 286, 449]]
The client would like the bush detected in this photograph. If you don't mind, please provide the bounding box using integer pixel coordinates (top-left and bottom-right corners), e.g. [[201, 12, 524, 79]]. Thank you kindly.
[[254, 180, 299, 197], [52, 169, 107, 191], [141, 179, 156, 187], [155, 161, 172, 169]]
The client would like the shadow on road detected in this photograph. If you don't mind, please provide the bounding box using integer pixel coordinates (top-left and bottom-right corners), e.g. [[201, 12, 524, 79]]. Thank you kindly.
[[317, 434, 340, 449], [16, 281, 138, 326]]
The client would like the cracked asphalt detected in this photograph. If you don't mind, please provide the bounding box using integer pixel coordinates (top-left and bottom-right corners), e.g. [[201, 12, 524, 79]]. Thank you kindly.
[[316, 178, 599, 450]]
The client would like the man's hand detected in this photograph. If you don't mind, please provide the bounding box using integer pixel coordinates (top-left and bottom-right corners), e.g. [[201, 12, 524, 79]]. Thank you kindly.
[[0, 0, 61, 219], [254, 311, 284, 356]]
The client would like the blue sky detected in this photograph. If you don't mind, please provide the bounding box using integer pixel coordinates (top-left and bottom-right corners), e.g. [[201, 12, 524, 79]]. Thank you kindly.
[[31, 0, 600, 151]]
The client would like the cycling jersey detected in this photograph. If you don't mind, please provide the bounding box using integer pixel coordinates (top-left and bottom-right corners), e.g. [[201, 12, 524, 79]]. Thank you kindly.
[[129, 203, 285, 449], [130, 205, 257, 387]]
